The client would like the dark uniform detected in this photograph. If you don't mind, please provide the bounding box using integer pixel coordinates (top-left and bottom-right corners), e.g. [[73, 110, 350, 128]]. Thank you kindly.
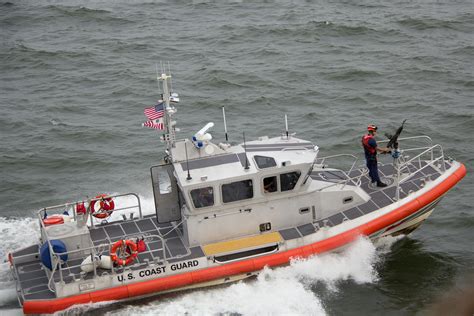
[[362, 124, 387, 187]]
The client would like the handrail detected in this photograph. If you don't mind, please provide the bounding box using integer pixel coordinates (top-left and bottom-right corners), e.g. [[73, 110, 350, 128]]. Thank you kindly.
[[309, 139, 445, 197], [281, 146, 313, 152], [47, 255, 60, 292], [302, 153, 359, 187], [314, 168, 369, 192], [316, 153, 359, 180], [9, 258, 25, 306], [378, 135, 433, 147], [46, 230, 194, 290], [390, 143, 445, 200], [396, 144, 445, 185], [36, 192, 143, 230]]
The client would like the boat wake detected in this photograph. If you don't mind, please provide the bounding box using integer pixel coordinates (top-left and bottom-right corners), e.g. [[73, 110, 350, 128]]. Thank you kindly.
[[104, 236, 392, 316], [0, 217, 40, 315]]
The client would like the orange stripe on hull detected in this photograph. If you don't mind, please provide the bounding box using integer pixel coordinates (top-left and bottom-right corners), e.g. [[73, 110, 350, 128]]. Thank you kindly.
[[23, 163, 467, 314]]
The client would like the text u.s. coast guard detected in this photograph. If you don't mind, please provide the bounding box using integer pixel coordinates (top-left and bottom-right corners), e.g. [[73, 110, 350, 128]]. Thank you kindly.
[[117, 260, 199, 282]]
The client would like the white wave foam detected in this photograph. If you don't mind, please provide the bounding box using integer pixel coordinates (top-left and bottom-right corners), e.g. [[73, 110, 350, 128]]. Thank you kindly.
[[0, 217, 40, 258], [0, 308, 23, 316], [106, 237, 381, 316], [0, 217, 40, 309]]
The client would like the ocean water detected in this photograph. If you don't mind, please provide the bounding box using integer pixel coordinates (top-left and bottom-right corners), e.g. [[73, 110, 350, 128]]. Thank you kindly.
[[1, 0, 473, 315]]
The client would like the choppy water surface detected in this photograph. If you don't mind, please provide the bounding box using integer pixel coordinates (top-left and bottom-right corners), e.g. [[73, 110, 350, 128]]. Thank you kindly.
[[1, 1, 473, 315]]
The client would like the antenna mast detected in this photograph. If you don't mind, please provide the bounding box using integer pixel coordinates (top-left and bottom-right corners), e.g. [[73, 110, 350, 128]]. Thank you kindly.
[[158, 71, 176, 158]]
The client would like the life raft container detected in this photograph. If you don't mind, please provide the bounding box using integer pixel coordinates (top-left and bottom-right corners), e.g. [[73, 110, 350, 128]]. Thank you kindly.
[[110, 239, 137, 266], [43, 215, 65, 226], [90, 194, 115, 219]]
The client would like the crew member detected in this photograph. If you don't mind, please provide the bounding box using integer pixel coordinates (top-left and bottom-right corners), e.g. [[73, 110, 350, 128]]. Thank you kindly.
[[362, 124, 390, 187]]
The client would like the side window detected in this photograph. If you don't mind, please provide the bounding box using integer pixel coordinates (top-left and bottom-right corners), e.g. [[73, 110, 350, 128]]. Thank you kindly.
[[280, 171, 301, 191], [158, 168, 172, 194], [263, 176, 277, 193], [190, 187, 214, 208], [222, 179, 254, 203], [254, 156, 276, 169]]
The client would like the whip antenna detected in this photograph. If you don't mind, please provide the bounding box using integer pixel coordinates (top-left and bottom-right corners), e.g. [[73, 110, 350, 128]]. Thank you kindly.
[[285, 114, 289, 139], [160, 61, 164, 76], [167, 61, 173, 92], [155, 63, 161, 94], [222, 106, 228, 142], [185, 141, 192, 180], [243, 132, 249, 170]]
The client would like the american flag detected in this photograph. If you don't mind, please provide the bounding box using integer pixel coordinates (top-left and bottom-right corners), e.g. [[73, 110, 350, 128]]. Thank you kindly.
[[142, 118, 164, 130], [144, 102, 164, 120]]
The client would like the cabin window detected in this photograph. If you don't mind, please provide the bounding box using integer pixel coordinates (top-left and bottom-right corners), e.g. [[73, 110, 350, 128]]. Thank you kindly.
[[190, 187, 214, 208], [280, 171, 301, 191], [222, 179, 254, 203], [263, 176, 278, 193], [254, 155, 277, 169], [157, 168, 172, 194]]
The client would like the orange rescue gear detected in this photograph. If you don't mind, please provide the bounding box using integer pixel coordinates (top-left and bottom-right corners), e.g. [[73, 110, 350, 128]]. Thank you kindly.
[[90, 194, 115, 219], [110, 239, 137, 266], [42, 215, 65, 226]]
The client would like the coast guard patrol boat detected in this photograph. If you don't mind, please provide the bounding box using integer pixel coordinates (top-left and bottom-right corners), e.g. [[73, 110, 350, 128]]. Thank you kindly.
[[8, 73, 466, 314]]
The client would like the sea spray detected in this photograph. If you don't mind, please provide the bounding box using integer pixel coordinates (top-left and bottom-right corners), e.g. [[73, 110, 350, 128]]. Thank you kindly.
[[0, 217, 40, 312], [106, 237, 384, 316]]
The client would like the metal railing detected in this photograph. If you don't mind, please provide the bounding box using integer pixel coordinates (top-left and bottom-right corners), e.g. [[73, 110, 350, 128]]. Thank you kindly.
[[391, 144, 445, 200], [32, 192, 193, 295], [46, 232, 171, 293], [376, 135, 446, 200], [37, 193, 143, 229], [307, 154, 366, 191], [309, 136, 448, 198]]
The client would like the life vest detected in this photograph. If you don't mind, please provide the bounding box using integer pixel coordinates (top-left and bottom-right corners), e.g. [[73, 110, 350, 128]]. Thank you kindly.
[[76, 202, 86, 215], [362, 134, 377, 155]]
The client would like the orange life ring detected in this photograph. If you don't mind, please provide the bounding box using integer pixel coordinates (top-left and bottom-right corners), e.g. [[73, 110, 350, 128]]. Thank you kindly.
[[90, 194, 115, 219], [43, 215, 65, 226], [110, 240, 137, 266]]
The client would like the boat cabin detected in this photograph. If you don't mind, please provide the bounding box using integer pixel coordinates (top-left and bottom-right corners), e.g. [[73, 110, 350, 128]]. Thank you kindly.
[[151, 133, 367, 247]]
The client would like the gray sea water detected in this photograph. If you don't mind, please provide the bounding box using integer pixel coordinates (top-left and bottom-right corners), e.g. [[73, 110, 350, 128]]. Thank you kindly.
[[1, 0, 473, 315]]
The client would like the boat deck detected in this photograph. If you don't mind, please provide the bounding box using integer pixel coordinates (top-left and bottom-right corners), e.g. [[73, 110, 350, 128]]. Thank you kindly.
[[12, 160, 450, 303]]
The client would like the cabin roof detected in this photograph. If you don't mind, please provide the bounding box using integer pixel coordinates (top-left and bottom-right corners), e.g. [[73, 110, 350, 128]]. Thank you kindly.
[[172, 136, 318, 187]]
